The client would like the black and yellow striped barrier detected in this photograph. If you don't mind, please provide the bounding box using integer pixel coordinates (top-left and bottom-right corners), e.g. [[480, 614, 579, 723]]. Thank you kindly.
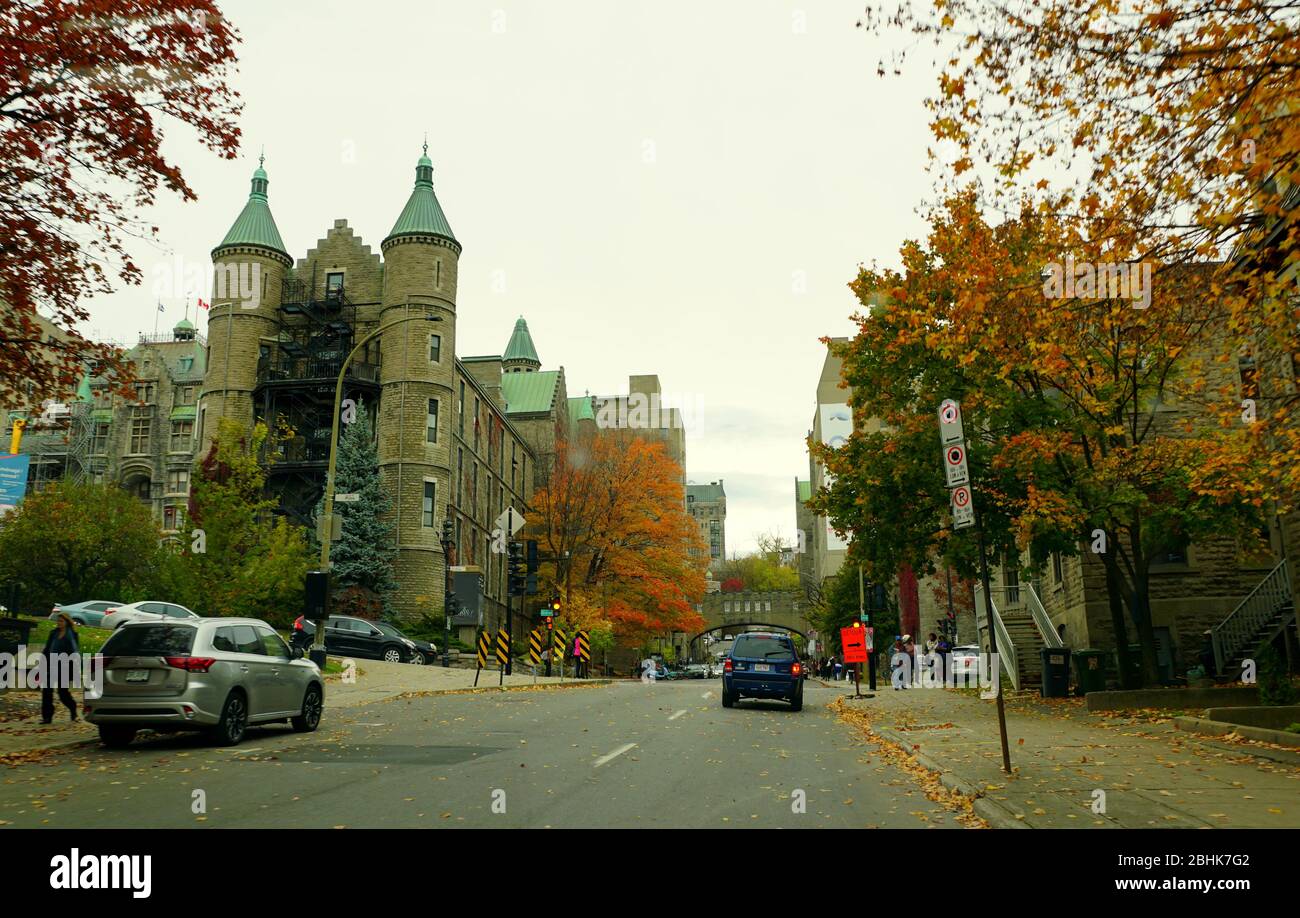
[[528, 628, 544, 665], [495, 630, 511, 666], [553, 629, 567, 663], [576, 630, 591, 662], [476, 631, 492, 668]]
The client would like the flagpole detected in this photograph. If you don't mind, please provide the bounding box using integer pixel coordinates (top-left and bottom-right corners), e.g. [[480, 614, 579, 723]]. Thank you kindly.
[[154, 301, 163, 338]]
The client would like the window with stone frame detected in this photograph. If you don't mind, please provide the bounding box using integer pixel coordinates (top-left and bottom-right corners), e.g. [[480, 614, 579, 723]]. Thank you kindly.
[[456, 448, 464, 504], [129, 418, 149, 453], [458, 381, 465, 435], [429, 334, 441, 364], [176, 386, 196, 406], [1150, 534, 1190, 567], [170, 420, 193, 452], [422, 480, 436, 527], [426, 398, 439, 444], [91, 423, 110, 455], [166, 469, 189, 494], [163, 505, 184, 530], [133, 382, 155, 404]]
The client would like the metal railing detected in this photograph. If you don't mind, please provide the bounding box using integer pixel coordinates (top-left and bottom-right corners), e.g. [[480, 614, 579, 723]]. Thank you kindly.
[[1024, 583, 1065, 649], [974, 583, 1020, 691], [1212, 559, 1292, 673], [256, 357, 379, 385]]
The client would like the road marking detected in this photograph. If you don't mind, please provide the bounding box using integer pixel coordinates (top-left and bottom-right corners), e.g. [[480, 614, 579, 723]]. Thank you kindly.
[[594, 742, 637, 767], [668, 709, 687, 721], [701, 691, 713, 699]]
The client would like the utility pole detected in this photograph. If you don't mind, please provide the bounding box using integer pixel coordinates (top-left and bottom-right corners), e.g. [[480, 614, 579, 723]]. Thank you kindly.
[[976, 509, 1013, 774]]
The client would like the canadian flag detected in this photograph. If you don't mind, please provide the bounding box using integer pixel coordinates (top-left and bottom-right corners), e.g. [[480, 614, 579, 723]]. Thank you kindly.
[[198, 298, 211, 310]]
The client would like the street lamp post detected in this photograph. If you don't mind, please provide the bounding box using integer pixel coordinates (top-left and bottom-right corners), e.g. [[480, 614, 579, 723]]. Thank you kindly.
[[311, 311, 443, 668], [439, 516, 455, 667]]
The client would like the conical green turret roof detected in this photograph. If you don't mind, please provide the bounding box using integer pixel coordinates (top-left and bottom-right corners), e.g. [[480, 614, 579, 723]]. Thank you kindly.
[[214, 156, 288, 257], [503, 316, 540, 366], [385, 144, 457, 246]]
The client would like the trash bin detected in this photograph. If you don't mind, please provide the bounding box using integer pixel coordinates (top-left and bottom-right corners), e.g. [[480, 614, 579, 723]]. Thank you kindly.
[[0, 615, 34, 659], [1040, 646, 1071, 698], [1074, 648, 1107, 695]]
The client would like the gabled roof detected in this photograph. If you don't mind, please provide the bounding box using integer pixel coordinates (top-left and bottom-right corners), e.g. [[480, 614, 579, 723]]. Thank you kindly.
[[501, 370, 560, 415], [503, 316, 540, 365], [567, 396, 595, 424], [385, 147, 457, 247], [214, 158, 288, 258]]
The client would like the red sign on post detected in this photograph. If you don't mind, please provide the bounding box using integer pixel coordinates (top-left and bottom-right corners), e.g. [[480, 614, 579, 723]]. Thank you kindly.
[[840, 626, 868, 664]]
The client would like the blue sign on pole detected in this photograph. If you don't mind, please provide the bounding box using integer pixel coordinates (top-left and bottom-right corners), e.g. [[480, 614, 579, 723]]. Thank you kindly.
[[0, 454, 31, 515]]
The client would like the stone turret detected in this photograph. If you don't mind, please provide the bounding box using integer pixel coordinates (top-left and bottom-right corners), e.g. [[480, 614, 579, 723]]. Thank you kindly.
[[204, 156, 291, 445], [378, 145, 462, 615]]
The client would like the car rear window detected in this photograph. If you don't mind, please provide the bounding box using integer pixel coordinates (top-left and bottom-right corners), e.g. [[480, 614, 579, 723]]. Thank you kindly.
[[102, 624, 196, 656], [731, 635, 795, 661]]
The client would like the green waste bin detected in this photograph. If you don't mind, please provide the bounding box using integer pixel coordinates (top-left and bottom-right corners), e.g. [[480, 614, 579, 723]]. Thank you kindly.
[[1040, 646, 1071, 698], [1074, 649, 1107, 695]]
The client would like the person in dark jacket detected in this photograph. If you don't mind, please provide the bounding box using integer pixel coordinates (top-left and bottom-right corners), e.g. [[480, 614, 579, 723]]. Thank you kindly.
[[41, 612, 80, 724]]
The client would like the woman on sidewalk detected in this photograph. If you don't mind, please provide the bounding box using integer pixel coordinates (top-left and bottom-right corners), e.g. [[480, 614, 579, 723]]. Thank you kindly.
[[41, 613, 80, 724]]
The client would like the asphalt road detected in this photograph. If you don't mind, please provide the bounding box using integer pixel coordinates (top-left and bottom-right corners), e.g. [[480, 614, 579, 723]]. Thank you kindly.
[[0, 680, 957, 829]]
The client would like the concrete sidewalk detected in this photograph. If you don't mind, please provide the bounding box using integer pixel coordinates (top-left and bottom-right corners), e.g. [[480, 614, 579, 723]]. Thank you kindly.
[[826, 681, 1300, 828], [0, 659, 603, 759]]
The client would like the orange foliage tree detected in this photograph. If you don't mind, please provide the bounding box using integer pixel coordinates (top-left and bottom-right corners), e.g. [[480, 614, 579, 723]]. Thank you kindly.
[[527, 429, 705, 649]]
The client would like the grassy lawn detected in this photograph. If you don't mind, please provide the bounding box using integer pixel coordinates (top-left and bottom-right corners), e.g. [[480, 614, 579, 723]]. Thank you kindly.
[[10, 616, 114, 654]]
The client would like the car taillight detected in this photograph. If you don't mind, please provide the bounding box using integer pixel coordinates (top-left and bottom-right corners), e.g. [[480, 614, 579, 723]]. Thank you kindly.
[[792, 662, 802, 676], [723, 658, 733, 672], [164, 656, 215, 673], [104, 609, 118, 617]]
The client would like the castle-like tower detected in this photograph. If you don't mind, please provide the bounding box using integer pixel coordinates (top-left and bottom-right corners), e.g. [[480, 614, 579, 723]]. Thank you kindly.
[[205, 158, 291, 432], [377, 145, 461, 609]]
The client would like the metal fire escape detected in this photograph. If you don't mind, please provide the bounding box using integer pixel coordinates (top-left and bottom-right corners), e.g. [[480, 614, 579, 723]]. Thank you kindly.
[[254, 271, 379, 525]]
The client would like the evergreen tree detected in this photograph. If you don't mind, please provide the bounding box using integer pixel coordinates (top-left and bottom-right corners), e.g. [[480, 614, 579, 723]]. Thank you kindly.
[[314, 403, 398, 618]]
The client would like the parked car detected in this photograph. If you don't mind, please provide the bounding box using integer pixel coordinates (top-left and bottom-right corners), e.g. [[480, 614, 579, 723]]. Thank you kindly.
[[722, 632, 803, 711], [86, 618, 324, 747], [683, 663, 710, 679], [101, 601, 199, 630], [950, 644, 981, 678], [49, 600, 123, 629], [299, 615, 431, 664]]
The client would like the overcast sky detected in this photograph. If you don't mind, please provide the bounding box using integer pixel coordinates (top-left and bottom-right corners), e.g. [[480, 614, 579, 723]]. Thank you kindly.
[[83, 0, 940, 555]]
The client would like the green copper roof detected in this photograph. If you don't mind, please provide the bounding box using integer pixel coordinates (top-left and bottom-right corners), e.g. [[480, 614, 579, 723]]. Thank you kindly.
[[170, 406, 197, 421], [75, 374, 93, 403], [501, 370, 560, 415], [174, 317, 194, 332], [91, 408, 113, 423], [385, 146, 457, 245], [503, 316, 540, 365], [567, 396, 595, 424], [214, 157, 288, 257]]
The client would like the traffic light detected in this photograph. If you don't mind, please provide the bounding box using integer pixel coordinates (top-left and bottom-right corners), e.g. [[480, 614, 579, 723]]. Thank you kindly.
[[507, 540, 526, 597], [541, 597, 561, 618], [441, 518, 454, 546]]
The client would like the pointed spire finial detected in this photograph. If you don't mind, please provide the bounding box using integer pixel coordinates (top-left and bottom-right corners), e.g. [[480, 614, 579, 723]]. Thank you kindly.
[[258, 147, 265, 169], [423, 133, 428, 156]]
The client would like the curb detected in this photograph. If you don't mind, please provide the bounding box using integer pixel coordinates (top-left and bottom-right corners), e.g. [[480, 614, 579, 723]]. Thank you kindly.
[[874, 724, 1027, 829]]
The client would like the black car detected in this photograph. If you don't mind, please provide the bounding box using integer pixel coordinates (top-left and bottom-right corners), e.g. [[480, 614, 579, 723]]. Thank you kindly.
[[297, 615, 435, 664]]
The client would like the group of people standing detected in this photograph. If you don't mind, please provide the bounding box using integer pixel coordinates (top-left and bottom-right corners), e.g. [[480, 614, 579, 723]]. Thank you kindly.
[[890, 631, 953, 689]]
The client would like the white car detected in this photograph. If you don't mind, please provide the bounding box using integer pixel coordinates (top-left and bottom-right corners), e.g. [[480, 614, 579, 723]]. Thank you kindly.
[[950, 644, 982, 677], [101, 601, 200, 630]]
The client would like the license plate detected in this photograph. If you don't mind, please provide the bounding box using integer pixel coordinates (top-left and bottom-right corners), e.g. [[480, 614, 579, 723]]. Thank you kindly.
[[754, 664, 772, 672], [125, 670, 149, 683]]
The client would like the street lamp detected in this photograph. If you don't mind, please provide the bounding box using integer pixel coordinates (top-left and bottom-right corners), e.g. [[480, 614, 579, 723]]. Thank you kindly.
[[439, 516, 455, 667], [310, 311, 443, 668]]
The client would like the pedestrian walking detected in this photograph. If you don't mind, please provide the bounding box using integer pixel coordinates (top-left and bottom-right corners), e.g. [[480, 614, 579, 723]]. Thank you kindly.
[[890, 638, 909, 690], [832, 656, 842, 681], [41, 612, 80, 724]]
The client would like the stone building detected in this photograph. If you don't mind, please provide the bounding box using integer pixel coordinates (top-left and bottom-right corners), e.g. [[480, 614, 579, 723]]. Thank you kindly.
[[201, 151, 536, 622], [686, 480, 726, 568], [591, 374, 687, 486]]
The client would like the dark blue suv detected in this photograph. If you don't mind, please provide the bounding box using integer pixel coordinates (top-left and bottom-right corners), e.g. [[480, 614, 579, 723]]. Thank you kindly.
[[722, 632, 803, 711]]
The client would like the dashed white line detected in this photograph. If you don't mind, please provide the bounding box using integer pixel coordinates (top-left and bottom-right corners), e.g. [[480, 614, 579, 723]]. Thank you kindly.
[[668, 709, 687, 721], [594, 742, 638, 767]]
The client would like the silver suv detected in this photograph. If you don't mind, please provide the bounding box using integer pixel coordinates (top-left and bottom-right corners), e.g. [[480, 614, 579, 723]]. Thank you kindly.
[[86, 618, 325, 748]]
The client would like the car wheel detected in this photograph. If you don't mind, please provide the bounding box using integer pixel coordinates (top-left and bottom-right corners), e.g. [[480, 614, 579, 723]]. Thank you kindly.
[[790, 691, 803, 712], [721, 687, 734, 708], [212, 691, 248, 746], [382, 646, 404, 664], [291, 685, 323, 733], [98, 725, 137, 748], [408, 651, 427, 665]]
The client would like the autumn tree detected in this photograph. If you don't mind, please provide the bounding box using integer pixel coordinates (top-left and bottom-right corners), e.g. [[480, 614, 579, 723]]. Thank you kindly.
[[527, 429, 705, 649], [0, 0, 241, 406], [811, 193, 1269, 684], [0, 478, 164, 610], [159, 418, 311, 625], [862, 0, 1300, 506]]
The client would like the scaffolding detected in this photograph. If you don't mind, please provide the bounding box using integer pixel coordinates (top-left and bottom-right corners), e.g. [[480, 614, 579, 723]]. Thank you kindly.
[[13, 400, 98, 493]]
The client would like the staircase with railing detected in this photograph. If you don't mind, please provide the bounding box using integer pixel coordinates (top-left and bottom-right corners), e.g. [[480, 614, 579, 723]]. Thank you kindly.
[[974, 583, 1020, 691], [1212, 559, 1295, 676]]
